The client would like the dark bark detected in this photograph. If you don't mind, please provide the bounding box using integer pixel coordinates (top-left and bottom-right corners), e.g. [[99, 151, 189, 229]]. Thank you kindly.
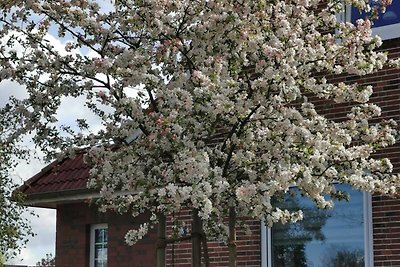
[[228, 207, 237, 267], [192, 209, 202, 267], [156, 214, 166, 267], [202, 232, 210, 267]]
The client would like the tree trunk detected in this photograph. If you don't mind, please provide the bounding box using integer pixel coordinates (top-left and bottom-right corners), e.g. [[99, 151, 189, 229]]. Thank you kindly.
[[202, 232, 210, 267], [192, 209, 202, 267], [228, 207, 237, 267], [156, 213, 166, 267]]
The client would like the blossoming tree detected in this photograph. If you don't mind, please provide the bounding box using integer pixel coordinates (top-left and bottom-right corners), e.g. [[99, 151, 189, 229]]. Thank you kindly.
[[0, 141, 34, 260], [1, 0, 399, 265]]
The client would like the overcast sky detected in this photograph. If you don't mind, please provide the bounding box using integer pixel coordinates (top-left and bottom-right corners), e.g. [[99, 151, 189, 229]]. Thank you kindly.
[[1, 76, 106, 265], [0, 25, 74, 264], [0, 76, 57, 265], [0, 60, 104, 266], [0, 39, 95, 266]]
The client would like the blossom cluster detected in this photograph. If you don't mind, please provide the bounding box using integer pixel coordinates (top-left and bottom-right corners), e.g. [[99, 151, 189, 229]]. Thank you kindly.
[[0, 0, 399, 244]]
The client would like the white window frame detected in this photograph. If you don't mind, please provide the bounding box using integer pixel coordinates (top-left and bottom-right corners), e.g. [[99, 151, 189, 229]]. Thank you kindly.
[[344, 4, 400, 40], [261, 192, 374, 267], [90, 224, 108, 267]]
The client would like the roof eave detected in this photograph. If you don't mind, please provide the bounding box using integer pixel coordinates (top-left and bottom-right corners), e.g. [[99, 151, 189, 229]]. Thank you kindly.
[[23, 188, 100, 209]]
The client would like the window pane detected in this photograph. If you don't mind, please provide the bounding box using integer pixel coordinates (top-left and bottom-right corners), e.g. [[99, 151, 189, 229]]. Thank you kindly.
[[351, 1, 400, 27], [95, 259, 107, 267], [271, 185, 365, 267], [95, 228, 107, 243], [92, 226, 108, 267], [95, 245, 106, 259], [103, 230, 108, 242]]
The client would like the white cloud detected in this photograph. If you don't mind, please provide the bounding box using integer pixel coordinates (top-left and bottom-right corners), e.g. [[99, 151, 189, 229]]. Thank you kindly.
[[0, 80, 28, 108], [5, 152, 56, 266], [15, 208, 56, 265], [6, 207, 56, 266], [55, 95, 106, 134], [0, 29, 63, 267]]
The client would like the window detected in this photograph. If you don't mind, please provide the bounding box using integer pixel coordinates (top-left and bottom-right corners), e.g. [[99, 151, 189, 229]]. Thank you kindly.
[[348, 1, 400, 40], [261, 184, 373, 267], [90, 224, 108, 267]]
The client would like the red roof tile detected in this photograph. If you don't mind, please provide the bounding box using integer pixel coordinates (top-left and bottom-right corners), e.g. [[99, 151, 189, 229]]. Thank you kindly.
[[20, 152, 91, 195]]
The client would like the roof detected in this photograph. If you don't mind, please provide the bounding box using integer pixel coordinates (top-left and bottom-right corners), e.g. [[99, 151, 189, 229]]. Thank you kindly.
[[18, 151, 95, 208], [21, 152, 90, 194]]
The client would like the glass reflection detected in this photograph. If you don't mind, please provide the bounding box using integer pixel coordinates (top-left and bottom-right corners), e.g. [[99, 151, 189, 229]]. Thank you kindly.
[[271, 184, 365, 267], [351, 1, 400, 28]]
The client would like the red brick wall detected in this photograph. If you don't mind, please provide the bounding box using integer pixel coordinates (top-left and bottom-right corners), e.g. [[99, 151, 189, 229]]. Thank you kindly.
[[165, 210, 261, 266], [349, 39, 400, 267], [55, 203, 261, 266], [373, 195, 400, 266], [55, 202, 157, 267]]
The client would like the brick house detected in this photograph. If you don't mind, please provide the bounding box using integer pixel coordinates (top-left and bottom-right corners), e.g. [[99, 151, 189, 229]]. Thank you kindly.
[[19, 152, 261, 266], [18, 4, 400, 267]]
